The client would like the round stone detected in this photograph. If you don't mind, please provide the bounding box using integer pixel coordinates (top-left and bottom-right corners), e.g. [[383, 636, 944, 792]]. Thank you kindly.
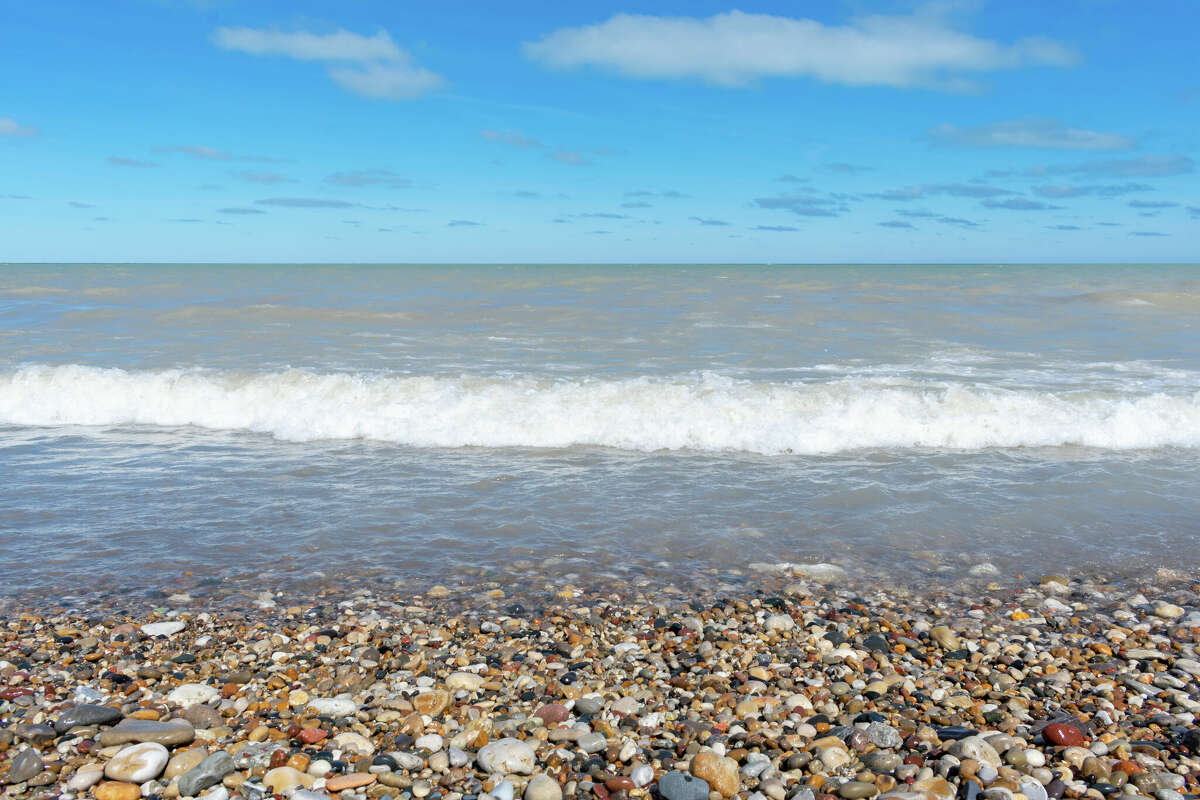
[[524, 774, 563, 800]]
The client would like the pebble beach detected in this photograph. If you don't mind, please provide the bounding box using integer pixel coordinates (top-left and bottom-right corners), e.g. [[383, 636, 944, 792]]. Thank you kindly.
[[4, 568, 1200, 800]]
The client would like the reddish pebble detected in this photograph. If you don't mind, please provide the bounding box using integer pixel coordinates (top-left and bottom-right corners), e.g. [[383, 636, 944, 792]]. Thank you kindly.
[[0, 687, 33, 701], [606, 778, 636, 792], [268, 749, 288, 768], [592, 785, 610, 800], [535, 703, 570, 724], [298, 728, 328, 744], [1043, 723, 1087, 746], [325, 774, 376, 792]]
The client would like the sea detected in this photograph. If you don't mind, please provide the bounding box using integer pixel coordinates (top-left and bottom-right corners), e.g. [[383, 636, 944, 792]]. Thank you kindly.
[[1, 263, 1198, 599]]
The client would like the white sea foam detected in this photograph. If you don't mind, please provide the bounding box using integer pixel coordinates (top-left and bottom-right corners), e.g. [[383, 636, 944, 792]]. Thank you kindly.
[[1, 364, 1198, 454]]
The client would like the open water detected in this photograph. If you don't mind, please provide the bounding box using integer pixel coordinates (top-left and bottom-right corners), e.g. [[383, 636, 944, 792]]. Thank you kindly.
[[1, 263, 1198, 595]]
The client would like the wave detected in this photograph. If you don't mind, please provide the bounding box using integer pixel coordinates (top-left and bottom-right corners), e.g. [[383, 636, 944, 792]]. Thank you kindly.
[[1, 364, 1198, 454]]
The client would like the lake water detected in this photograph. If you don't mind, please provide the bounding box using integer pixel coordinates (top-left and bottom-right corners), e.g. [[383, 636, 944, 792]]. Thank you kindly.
[[2, 263, 1198, 597]]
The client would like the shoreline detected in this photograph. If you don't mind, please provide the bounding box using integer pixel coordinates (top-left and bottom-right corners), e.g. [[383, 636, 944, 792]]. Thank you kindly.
[[3, 572, 1200, 800]]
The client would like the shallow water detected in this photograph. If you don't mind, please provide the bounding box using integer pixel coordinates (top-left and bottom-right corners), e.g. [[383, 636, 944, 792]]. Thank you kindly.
[[2, 263, 1198, 594]]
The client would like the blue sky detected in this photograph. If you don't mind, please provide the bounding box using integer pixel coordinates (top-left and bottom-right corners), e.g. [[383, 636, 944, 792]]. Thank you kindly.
[[1, 0, 1197, 262]]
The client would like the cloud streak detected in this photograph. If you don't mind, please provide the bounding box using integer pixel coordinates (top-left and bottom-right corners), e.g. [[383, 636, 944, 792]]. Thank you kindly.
[[107, 156, 158, 167], [929, 118, 1136, 150], [523, 10, 1076, 91], [0, 116, 37, 137], [213, 27, 445, 100], [256, 197, 356, 208], [325, 169, 410, 188], [481, 130, 543, 148]]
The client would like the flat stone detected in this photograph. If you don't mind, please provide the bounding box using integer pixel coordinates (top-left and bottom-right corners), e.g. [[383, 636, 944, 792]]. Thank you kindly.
[[105, 742, 169, 783], [141, 621, 186, 636], [659, 772, 711, 800], [178, 750, 236, 797], [840, 781, 878, 799], [181, 704, 223, 729], [5, 748, 43, 784], [325, 773, 376, 792], [98, 718, 195, 747], [930, 626, 960, 651], [55, 704, 123, 733], [477, 738, 536, 774], [307, 697, 358, 717], [574, 695, 605, 716]]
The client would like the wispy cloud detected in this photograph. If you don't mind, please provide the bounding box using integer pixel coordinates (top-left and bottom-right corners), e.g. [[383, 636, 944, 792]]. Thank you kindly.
[[895, 209, 981, 227], [575, 212, 628, 219], [325, 169, 410, 188], [448, 219, 482, 227], [690, 216, 729, 226], [1128, 200, 1179, 209], [776, 174, 809, 183], [481, 130, 543, 148], [878, 220, 914, 228], [218, 207, 266, 215], [0, 116, 37, 137], [621, 201, 652, 209], [213, 27, 445, 100], [929, 118, 1136, 150], [523, 10, 1076, 91], [753, 225, 800, 232], [1131, 231, 1169, 237], [625, 189, 688, 198], [68, 201, 95, 209], [1031, 154, 1194, 178], [1049, 224, 1082, 231], [866, 183, 1014, 201], [821, 163, 873, 174], [256, 197, 356, 208], [551, 150, 590, 166], [1031, 182, 1152, 198], [752, 194, 843, 216], [981, 197, 1061, 210], [156, 145, 232, 160], [234, 170, 296, 184], [107, 156, 158, 168]]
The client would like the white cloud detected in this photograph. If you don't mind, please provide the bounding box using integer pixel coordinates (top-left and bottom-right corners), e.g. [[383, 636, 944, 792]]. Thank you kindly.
[[523, 10, 1077, 90], [213, 27, 445, 100], [328, 63, 446, 100], [213, 28, 404, 61], [0, 116, 37, 137], [929, 119, 1135, 150]]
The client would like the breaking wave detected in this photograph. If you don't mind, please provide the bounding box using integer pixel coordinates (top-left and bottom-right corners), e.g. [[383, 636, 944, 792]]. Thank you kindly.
[[1, 364, 1198, 454]]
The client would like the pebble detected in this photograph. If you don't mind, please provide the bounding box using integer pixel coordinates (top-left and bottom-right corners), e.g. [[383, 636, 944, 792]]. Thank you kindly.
[[167, 684, 220, 706], [54, 703, 123, 732], [307, 697, 358, 717], [97, 719, 196, 747], [477, 739, 536, 774], [659, 772, 712, 800], [104, 743, 170, 783], [524, 774, 563, 800], [177, 750, 236, 797], [141, 621, 186, 637], [5, 748, 44, 784], [94, 781, 142, 800]]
